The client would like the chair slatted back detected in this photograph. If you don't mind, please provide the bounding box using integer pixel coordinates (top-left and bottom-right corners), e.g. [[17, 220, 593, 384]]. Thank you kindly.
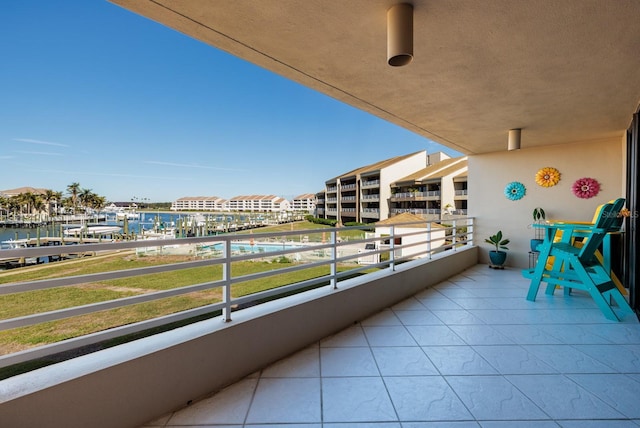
[[577, 199, 624, 264], [607, 198, 626, 232]]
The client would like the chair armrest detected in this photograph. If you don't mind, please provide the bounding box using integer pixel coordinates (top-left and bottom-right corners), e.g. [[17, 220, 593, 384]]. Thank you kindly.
[[533, 222, 597, 244]]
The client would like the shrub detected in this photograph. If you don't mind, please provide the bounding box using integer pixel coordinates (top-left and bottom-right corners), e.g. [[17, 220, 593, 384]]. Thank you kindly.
[[305, 216, 337, 226]]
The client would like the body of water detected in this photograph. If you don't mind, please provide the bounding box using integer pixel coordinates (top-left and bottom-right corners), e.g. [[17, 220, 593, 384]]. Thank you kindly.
[[0, 212, 264, 247]]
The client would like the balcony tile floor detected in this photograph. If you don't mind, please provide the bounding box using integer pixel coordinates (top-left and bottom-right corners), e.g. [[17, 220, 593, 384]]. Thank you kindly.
[[142, 264, 640, 427]]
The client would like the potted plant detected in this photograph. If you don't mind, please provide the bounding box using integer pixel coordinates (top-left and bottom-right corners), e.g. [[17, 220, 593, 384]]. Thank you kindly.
[[530, 207, 546, 251], [485, 230, 509, 268]]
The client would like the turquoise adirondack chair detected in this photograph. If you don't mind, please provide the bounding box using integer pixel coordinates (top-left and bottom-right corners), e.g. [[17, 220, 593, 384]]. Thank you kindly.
[[523, 198, 633, 321]]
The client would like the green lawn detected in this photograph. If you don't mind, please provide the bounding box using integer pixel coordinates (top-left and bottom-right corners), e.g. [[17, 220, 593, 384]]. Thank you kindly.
[[0, 251, 369, 355]]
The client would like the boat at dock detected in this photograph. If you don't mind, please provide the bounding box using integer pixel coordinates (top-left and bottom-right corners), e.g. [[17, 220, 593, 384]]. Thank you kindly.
[[115, 209, 140, 220], [63, 225, 122, 237]]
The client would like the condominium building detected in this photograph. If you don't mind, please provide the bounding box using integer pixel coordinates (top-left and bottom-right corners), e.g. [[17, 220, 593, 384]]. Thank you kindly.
[[316, 152, 468, 224], [315, 190, 326, 218], [390, 154, 468, 220], [171, 196, 227, 211], [291, 193, 316, 214], [322, 150, 428, 224], [226, 195, 291, 213]]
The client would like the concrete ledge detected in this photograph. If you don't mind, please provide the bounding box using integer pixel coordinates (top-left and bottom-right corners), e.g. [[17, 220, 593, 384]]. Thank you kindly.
[[0, 247, 478, 428]]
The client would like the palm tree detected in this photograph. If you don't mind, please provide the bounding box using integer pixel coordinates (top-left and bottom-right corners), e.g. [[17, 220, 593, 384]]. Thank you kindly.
[[67, 182, 81, 213], [7, 196, 21, 218], [22, 192, 45, 217], [0, 195, 8, 220], [79, 188, 93, 213], [90, 195, 106, 211], [22, 192, 34, 216], [43, 189, 57, 217], [61, 196, 75, 214], [52, 191, 63, 216], [33, 197, 45, 219]]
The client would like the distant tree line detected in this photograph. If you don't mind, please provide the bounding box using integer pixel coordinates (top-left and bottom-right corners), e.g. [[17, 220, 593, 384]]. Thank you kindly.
[[0, 182, 106, 218]]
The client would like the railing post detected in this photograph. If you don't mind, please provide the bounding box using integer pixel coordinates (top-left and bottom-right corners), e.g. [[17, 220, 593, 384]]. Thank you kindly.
[[330, 230, 337, 289], [427, 221, 432, 259], [221, 239, 232, 322], [390, 225, 395, 271], [468, 217, 474, 246], [452, 220, 457, 251]]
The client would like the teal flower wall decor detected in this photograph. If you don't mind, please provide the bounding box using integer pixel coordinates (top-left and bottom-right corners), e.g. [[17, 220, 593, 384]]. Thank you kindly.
[[504, 181, 526, 201]]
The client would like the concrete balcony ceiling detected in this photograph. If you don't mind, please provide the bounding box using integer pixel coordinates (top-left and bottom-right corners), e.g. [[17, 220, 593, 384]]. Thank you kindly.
[[111, 0, 640, 154]]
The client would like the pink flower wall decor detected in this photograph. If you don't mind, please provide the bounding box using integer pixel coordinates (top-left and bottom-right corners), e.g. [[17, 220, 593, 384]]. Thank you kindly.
[[572, 177, 600, 199]]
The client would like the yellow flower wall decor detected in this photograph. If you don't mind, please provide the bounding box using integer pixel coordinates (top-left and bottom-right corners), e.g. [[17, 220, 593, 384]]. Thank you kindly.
[[535, 167, 561, 187]]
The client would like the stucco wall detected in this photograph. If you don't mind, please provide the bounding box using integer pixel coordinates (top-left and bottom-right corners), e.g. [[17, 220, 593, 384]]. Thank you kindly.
[[469, 137, 625, 268]]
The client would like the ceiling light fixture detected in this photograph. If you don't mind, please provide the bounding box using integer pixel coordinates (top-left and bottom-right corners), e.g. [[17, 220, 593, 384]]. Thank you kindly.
[[387, 3, 413, 67], [508, 128, 521, 151]]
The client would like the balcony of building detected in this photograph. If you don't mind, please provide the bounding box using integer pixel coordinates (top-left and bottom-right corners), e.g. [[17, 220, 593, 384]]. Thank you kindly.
[[137, 265, 640, 427], [361, 193, 380, 202], [339, 207, 358, 223], [1, 220, 478, 426], [4, 1, 640, 426], [391, 208, 442, 216], [453, 201, 468, 216], [360, 207, 380, 219], [391, 190, 441, 202], [360, 178, 380, 189]]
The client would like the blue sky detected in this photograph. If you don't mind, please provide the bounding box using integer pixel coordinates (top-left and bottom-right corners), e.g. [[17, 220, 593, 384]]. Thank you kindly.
[[1, 1, 458, 203]]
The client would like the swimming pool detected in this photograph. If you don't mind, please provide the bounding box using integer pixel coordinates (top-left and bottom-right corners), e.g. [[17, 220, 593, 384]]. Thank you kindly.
[[203, 242, 299, 254]]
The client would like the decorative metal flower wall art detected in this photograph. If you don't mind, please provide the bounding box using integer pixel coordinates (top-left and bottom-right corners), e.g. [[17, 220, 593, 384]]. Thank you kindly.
[[571, 177, 600, 199], [535, 166, 561, 187], [504, 181, 526, 201]]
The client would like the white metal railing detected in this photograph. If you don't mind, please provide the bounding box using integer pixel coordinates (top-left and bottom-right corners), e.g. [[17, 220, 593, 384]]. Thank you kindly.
[[391, 208, 442, 215], [361, 211, 380, 218], [361, 194, 380, 200], [455, 190, 468, 196], [361, 179, 380, 188], [0, 219, 474, 368], [391, 191, 441, 199], [340, 184, 357, 190]]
